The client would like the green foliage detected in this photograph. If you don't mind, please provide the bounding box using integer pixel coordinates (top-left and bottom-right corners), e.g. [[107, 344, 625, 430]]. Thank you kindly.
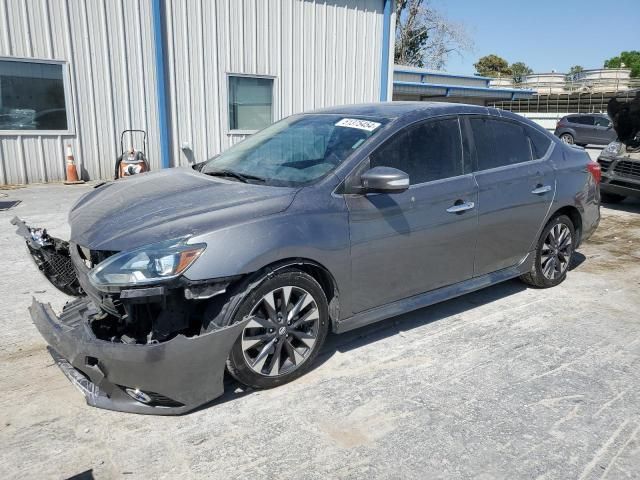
[[604, 51, 640, 78], [568, 65, 584, 75], [510, 62, 533, 84], [474, 54, 511, 77]]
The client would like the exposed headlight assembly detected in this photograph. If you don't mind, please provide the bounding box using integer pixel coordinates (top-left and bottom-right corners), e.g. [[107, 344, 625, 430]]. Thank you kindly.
[[88, 238, 206, 289], [603, 141, 623, 155]]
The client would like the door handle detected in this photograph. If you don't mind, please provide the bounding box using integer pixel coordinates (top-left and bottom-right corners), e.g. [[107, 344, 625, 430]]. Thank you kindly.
[[446, 201, 475, 214], [531, 185, 552, 195]]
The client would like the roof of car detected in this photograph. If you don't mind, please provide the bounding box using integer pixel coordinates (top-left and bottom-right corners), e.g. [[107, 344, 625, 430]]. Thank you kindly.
[[308, 101, 492, 120]]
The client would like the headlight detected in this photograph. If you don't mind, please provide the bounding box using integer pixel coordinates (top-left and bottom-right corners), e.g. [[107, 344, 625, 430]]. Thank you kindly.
[[603, 141, 623, 155], [88, 238, 206, 289]]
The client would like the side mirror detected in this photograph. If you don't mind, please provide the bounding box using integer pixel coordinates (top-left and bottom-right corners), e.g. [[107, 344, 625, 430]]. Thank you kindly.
[[361, 166, 410, 194]]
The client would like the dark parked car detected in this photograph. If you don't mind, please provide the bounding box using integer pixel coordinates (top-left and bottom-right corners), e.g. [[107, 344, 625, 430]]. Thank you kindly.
[[14, 103, 601, 415], [554, 114, 616, 146], [597, 93, 640, 203]]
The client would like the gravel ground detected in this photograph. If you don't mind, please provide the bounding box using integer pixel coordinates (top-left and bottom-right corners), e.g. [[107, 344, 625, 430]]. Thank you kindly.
[[1, 166, 639, 479]]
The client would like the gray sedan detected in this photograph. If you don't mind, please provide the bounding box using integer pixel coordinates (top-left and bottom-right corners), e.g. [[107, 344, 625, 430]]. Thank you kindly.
[[16, 102, 601, 414]]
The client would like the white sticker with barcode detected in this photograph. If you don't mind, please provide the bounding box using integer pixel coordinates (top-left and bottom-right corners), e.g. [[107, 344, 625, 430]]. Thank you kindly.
[[335, 118, 381, 132]]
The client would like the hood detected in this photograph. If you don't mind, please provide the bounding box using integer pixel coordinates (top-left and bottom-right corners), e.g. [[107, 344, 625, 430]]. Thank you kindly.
[[69, 168, 297, 251]]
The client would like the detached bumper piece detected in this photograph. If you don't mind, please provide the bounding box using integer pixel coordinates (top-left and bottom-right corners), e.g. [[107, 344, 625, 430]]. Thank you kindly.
[[11, 217, 82, 296], [30, 297, 248, 415]]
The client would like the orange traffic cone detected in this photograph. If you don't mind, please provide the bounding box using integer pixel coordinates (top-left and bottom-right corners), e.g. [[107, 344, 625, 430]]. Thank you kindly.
[[64, 144, 85, 185]]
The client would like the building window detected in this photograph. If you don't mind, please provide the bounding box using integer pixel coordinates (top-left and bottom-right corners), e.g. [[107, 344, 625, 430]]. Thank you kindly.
[[228, 75, 273, 132], [0, 59, 69, 131]]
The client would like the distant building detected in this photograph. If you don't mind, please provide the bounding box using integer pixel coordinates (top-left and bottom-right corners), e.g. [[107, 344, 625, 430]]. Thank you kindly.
[[0, 0, 396, 185], [392, 65, 534, 105]]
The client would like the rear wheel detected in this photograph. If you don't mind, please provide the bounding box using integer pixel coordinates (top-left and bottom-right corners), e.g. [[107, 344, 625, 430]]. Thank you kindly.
[[520, 214, 575, 288], [560, 133, 574, 145], [601, 192, 626, 204], [226, 270, 329, 389]]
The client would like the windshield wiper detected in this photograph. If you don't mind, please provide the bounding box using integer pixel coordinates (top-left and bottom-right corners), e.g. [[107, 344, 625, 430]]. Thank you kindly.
[[203, 168, 265, 183]]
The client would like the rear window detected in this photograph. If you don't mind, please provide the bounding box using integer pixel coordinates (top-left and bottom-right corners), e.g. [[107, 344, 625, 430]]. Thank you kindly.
[[569, 116, 594, 125], [470, 117, 532, 170], [526, 125, 552, 159]]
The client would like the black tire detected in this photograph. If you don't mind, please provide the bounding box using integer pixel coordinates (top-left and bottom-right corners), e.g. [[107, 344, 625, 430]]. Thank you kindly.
[[221, 269, 330, 389], [520, 214, 576, 288], [600, 192, 626, 204]]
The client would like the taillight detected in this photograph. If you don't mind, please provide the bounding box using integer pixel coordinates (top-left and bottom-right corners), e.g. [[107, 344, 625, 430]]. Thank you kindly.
[[587, 161, 601, 184], [556, 121, 561, 129]]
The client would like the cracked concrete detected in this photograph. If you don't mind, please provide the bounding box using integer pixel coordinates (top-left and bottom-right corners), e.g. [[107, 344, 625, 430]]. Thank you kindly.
[[1, 169, 639, 479]]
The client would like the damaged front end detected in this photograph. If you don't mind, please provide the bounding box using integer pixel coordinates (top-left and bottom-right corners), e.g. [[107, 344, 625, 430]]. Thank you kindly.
[[14, 217, 248, 415], [599, 92, 640, 197], [12, 217, 82, 296]]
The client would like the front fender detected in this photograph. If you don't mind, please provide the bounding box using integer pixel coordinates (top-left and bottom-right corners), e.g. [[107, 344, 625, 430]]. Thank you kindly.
[[184, 192, 351, 312]]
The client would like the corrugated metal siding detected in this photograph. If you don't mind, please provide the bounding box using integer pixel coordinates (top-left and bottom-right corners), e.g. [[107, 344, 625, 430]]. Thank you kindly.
[[164, 0, 384, 167], [0, 0, 160, 185]]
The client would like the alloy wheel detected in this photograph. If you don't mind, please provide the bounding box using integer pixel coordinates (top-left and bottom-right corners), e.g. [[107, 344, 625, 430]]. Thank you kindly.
[[560, 134, 574, 144], [241, 286, 320, 377], [541, 223, 572, 280]]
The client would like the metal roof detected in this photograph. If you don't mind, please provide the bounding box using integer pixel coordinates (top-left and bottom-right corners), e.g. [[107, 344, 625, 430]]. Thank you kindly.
[[393, 65, 535, 101]]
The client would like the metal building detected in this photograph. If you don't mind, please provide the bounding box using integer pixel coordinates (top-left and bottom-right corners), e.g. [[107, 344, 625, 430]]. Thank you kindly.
[[0, 0, 394, 185]]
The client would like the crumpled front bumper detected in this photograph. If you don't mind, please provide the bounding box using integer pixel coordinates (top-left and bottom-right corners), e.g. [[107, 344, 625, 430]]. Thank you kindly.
[[30, 297, 248, 415]]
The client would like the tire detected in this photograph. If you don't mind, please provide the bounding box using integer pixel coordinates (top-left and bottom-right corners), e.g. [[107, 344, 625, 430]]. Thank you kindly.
[[520, 214, 576, 288], [223, 269, 330, 389], [601, 192, 626, 204], [560, 133, 574, 145]]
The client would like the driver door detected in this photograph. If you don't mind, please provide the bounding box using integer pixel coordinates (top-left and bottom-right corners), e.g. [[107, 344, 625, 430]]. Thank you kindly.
[[344, 117, 478, 314]]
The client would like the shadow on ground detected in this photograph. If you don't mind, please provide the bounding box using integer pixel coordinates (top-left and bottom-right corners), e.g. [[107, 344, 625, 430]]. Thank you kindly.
[[211, 277, 530, 409]]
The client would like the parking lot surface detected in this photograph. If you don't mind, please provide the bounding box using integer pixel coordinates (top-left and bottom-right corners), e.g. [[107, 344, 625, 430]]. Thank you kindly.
[[1, 174, 639, 479]]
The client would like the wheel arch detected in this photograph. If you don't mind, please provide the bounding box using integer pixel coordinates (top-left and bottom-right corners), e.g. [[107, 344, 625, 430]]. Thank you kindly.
[[549, 205, 583, 244], [229, 257, 341, 328]]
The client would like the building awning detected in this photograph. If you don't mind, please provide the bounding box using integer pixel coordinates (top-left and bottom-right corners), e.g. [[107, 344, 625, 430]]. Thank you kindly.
[[393, 80, 534, 101]]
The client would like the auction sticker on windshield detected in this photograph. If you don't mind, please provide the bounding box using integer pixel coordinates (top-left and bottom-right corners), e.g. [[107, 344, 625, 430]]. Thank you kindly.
[[335, 118, 381, 132]]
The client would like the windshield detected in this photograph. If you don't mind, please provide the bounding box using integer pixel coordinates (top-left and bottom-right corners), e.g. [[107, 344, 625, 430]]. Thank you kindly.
[[201, 114, 386, 186]]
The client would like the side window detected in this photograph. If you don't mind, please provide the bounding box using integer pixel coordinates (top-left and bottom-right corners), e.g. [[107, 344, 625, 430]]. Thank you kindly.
[[568, 116, 581, 124], [0, 59, 69, 131], [525, 125, 552, 159], [370, 118, 463, 185], [228, 75, 273, 131], [594, 116, 611, 127], [582, 116, 595, 126], [470, 117, 532, 170]]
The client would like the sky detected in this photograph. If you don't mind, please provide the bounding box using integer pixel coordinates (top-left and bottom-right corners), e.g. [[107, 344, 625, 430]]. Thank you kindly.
[[429, 0, 640, 75]]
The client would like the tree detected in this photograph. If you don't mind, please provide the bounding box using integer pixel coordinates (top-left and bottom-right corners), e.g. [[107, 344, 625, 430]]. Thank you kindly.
[[394, 0, 473, 70], [510, 62, 532, 84], [604, 51, 640, 78], [566, 65, 584, 81], [473, 54, 511, 77]]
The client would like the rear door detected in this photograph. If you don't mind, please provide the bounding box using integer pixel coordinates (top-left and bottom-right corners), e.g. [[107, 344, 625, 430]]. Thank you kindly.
[[466, 116, 555, 276], [346, 116, 478, 313], [575, 115, 596, 144], [592, 115, 616, 144]]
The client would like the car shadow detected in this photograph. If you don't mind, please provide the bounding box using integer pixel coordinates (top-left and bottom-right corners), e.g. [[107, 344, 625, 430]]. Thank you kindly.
[[211, 278, 530, 408], [601, 197, 640, 214], [569, 251, 586, 271]]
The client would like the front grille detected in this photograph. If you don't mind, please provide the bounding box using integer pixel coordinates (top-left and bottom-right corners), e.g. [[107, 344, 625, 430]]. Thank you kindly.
[[598, 158, 613, 172], [614, 160, 640, 179]]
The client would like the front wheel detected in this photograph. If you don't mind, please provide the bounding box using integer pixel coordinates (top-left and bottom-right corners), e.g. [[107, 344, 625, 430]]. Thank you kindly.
[[520, 214, 575, 288], [226, 270, 329, 389]]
